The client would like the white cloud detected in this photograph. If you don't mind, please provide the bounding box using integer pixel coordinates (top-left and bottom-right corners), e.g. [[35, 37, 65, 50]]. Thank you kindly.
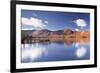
[[22, 17, 47, 30], [21, 28, 33, 30], [74, 19, 87, 27], [75, 28, 79, 31], [44, 21, 48, 24]]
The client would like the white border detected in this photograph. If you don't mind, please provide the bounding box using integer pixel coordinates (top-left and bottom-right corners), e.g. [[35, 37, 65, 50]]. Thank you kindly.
[[16, 4, 94, 69]]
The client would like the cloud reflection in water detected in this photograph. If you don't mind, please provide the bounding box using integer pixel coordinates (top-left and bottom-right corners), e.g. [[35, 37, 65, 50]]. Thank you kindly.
[[75, 47, 87, 58], [22, 44, 47, 62]]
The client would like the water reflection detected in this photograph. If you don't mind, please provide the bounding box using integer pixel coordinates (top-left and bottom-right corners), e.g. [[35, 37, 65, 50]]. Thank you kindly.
[[22, 43, 48, 63], [21, 38, 90, 63], [75, 47, 87, 58]]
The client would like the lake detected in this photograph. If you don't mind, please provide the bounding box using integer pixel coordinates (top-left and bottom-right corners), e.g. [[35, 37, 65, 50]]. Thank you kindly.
[[21, 39, 90, 63]]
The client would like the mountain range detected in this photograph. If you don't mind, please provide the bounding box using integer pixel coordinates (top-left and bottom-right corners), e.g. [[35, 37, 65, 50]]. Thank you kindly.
[[21, 29, 74, 37]]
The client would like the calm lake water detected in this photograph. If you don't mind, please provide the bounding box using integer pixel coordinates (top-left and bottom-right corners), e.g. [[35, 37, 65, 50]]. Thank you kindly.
[[21, 41, 90, 63]]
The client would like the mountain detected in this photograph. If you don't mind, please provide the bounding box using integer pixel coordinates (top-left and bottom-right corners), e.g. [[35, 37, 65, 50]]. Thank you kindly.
[[32, 29, 51, 37], [21, 29, 74, 38], [51, 30, 64, 35], [21, 29, 90, 43], [21, 30, 35, 36]]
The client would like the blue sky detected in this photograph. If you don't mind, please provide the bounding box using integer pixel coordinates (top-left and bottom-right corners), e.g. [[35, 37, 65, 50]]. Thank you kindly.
[[21, 10, 90, 31]]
